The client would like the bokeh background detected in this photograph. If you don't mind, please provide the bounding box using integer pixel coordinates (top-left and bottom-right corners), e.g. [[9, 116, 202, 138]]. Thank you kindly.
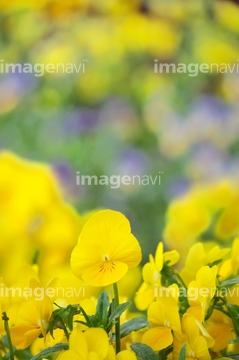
[[1, 0, 239, 264]]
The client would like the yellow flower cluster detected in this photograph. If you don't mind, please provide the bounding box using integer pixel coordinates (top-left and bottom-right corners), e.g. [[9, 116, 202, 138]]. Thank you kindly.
[[0, 152, 239, 360], [163, 180, 239, 262]]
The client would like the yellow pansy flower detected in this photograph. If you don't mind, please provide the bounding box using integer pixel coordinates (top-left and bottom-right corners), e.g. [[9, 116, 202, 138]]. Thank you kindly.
[[181, 313, 213, 360], [206, 309, 234, 352], [181, 242, 229, 285], [58, 327, 109, 360], [135, 242, 179, 310], [106, 345, 137, 360], [31, 328, 67, 356], [163, 180, 239, 259], [187, 266, 218, 321], [10, 297, 52, 349], [142, 289, 181, 351], [57, 327, 137, 360], [70, 210, 142, 287], [219, 236, 239, 279]]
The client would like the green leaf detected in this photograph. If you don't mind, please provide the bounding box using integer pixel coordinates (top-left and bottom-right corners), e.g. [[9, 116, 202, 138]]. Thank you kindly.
[[207, 259, 223, 267], [227, 303, 239, 336], [131, 342, 158, 360], [95, 291, 110, 328], [108, 301, 131, 324], [229, 337, 239, 344], [205, 298, 216, 321], [3, 349, 32, 360], [218, 279, 239, 290], [79, 306, 94, 328], [178, 344, 187, 360], [87, 314, 101, 327], [158, 345, 173, 360], [50, 304, 81, 336], [120, 317, 149, 338], [30, 343, 68, 360]]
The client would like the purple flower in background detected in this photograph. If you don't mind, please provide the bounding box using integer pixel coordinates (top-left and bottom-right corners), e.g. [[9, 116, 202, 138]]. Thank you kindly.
[[0, 72, 37, 111], [112, 148, 149, 176], [63, 108, 100, 134]]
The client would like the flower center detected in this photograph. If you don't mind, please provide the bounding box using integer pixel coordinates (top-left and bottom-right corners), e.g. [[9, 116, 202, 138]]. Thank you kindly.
[[164, 320, 170, 327], [37, 319, 48, 331], [99, 256, 116, 273]]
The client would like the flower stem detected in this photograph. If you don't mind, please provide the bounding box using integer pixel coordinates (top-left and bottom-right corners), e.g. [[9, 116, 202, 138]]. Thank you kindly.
[[2, 312, 14, 360], [113, 282, 121, 354], [174, 272, 187, 289]]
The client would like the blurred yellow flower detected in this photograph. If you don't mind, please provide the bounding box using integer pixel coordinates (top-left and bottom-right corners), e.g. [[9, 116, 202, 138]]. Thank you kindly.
[[71, 210, 142, 287], [219, 236, 239, 279], [181, 242, 229, 285], [10, 297, 52, 349], [0, 151, 83, 284], [163, 180, 239, 260]]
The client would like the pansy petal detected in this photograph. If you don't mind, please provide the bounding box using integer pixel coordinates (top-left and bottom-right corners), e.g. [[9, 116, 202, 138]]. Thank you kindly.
[[142, 327, 173, 351], [57, 350, 81, 360], [84, 328, 109, 359], [116, 350, 137, 360], [82, 261, 128, 287]]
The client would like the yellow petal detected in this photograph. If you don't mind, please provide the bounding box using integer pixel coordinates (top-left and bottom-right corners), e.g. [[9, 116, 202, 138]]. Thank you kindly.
[[82, 261, 128, 287], [147, 301, 167, 327], [87, 352, 101, 360], [163, 250, 180, 266], [84, 328, 109, 359], [116, 350, 137, 360], [142, 262, 159, 284], [57, 350, 81, 360], [193, 335, 211, 360], [155, 242, 163, 272], [182, 313, 199, 347], [185, 243, 205, 273], [11, 325, 41, 350], [106, 345, 116, 360], [69, 328, 88, 357], [142, 327, 173, 351], [134, 282, 155, 310], [206, 323, 234, 352]]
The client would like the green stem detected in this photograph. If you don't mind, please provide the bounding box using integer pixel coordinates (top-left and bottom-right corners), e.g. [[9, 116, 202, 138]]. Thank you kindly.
[[113, 282, 121, 354], [2, 312, 14, 360], [174, 272, 187, 289]]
